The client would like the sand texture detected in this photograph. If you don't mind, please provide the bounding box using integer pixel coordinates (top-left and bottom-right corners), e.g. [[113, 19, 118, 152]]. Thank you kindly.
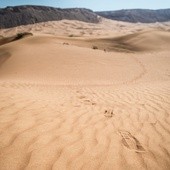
[[0, 19, 170, 170]]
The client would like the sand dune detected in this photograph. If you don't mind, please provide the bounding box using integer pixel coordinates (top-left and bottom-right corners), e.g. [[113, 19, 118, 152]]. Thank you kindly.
[[0, 19, 170, 170], [52, 30, 170, 52], [1, 18, 170, 37]]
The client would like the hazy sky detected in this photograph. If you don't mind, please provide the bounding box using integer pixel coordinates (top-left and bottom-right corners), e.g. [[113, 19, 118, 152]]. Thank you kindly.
[[0, 0, 170, 11]]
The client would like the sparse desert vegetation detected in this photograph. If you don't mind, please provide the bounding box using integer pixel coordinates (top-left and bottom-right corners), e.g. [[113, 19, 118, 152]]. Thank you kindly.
[[92, 45, 98, 49]]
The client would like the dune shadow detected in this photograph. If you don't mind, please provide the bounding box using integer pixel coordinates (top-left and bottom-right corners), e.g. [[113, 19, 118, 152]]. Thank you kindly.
[[0, 50, 11, 67], [87, 34, 142, 53], [0, 32, 33, 46]]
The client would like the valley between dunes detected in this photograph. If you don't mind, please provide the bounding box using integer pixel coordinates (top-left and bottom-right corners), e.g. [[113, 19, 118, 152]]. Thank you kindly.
[[0, 19, 170, 170]]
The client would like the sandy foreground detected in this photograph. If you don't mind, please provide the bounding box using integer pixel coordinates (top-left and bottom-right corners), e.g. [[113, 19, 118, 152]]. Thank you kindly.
[[0, 19, 170, 170]]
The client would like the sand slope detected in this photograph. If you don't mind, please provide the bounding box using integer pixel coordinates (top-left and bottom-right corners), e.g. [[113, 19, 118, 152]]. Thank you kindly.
[[0, 19, 170, 170]]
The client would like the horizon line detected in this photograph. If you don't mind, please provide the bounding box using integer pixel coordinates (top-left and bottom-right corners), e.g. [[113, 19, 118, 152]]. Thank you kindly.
[[1, 4, 170, 12]]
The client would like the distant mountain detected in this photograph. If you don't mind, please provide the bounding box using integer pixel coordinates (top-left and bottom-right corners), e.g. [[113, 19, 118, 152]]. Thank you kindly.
[[96, 9, 170, 23], [0, 5, 100, 28], [1, 6, 170, 29]]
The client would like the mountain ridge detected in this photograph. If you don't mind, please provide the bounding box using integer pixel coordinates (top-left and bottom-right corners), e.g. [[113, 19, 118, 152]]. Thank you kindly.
[[0, 5, 99, 28], [96, 9, 170, 23], [0, 6, 170, 29]]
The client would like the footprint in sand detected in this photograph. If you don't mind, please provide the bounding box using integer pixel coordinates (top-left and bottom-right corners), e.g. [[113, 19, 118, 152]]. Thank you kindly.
[[78, 96, 86, 99], [78, 95, 96, 106], [119, 130, 145, 153], [104, 109, 114, 118], [84, 99, 96, 105]]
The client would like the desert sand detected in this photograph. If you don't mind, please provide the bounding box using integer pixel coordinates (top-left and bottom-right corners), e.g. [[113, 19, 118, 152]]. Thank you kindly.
[[0, 18, 170, 170]]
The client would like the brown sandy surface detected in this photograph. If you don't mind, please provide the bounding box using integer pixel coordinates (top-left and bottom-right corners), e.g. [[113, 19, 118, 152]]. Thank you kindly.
[[0, 18, 170, 170]]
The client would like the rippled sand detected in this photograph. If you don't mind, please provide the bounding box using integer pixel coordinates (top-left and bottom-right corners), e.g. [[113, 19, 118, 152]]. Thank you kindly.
[[0, 19, 170, 170]]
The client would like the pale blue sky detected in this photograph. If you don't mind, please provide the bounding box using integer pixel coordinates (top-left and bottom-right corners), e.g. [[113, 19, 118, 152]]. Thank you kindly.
[[0, 0, 170, 11]]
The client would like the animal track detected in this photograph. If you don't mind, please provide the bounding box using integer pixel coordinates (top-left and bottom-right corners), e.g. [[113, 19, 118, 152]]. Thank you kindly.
[[104, 110, 114, 118], [119, 130, 145, 153]]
